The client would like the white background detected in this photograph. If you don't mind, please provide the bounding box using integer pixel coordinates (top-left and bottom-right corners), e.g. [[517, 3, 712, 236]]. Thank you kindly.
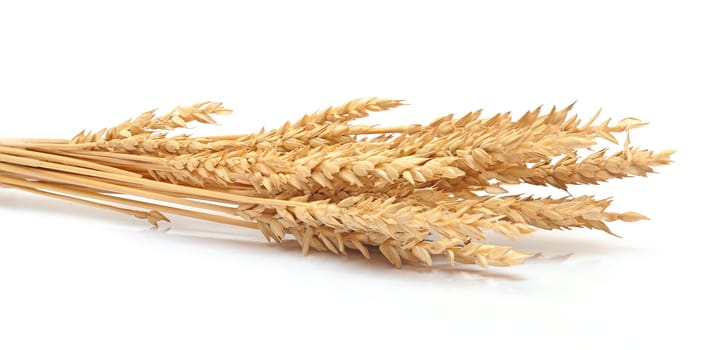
[[0, 1, 723, 349]]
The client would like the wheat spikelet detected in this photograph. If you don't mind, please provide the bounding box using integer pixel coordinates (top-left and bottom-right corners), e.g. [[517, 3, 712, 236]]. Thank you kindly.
[[0, 98, 672, 270]]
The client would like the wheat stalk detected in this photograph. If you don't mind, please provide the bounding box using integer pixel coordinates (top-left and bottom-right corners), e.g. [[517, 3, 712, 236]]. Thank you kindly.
[[0, 98, 673, 270]]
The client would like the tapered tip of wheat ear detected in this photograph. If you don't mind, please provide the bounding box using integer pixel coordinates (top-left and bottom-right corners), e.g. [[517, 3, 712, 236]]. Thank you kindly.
[[0, 98, 673, 270]]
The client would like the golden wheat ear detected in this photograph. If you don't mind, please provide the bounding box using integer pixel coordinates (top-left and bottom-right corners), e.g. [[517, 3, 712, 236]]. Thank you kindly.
[[0, 99, 671, 270]]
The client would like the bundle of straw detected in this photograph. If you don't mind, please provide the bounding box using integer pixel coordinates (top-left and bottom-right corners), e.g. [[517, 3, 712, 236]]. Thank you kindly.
[[0, 98, 672, 269]]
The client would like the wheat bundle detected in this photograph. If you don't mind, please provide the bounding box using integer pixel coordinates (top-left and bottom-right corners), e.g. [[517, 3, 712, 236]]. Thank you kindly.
[[0, 98, 672, 269]]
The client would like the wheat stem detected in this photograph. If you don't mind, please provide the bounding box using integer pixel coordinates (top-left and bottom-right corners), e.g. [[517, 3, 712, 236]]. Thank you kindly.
[[0, 174, 257, 230]]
